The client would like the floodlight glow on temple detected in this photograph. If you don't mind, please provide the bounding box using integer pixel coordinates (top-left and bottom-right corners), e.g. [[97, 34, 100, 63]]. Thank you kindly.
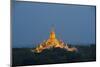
[[34, 27, 77, 53]]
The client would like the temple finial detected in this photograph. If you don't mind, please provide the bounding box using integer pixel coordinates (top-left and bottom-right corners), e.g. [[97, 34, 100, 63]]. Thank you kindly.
[[51, 24, 55, 32]]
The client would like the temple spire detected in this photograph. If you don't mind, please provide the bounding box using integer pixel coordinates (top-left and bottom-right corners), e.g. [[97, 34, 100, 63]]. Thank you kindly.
[[50, 25, 56, 39], [51, 24, 55, 32]]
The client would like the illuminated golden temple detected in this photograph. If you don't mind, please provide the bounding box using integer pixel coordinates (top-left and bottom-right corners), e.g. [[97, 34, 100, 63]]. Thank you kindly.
[[34, 28, 77, 53]]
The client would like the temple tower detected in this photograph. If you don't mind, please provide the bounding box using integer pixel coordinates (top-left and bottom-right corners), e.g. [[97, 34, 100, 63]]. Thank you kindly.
[[34, 26, 77, 53]]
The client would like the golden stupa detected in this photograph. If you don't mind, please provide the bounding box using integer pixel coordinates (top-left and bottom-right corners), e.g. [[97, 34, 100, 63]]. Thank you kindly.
[[34, 28, 77, 53]]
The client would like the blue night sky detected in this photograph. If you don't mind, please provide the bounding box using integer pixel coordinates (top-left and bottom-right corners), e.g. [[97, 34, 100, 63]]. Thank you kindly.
[[12, 1, 96, 48]]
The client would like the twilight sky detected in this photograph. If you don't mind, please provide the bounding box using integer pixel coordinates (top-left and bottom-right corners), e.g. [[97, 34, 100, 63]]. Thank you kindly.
[[12, 1, 96, 48]]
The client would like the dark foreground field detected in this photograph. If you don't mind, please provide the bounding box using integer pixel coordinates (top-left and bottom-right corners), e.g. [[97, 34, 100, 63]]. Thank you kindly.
[[12, 44, 96, 66]]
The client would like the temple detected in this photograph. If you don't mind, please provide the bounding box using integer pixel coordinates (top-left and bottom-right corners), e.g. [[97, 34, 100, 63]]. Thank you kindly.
[[34, 28, 77, 53]]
